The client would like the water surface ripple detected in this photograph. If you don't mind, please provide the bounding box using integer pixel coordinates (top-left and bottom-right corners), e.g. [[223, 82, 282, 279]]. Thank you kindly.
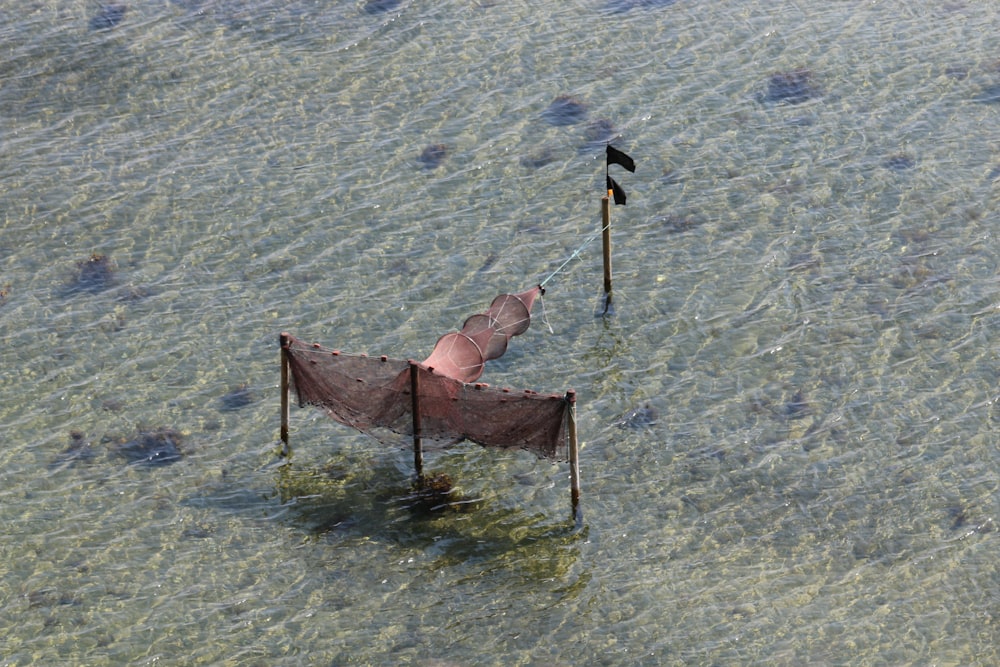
[[1, 1, 998, 664]]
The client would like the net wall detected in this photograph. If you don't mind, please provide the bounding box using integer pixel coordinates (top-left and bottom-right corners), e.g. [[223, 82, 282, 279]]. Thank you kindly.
[[283, 334, 570, 460]]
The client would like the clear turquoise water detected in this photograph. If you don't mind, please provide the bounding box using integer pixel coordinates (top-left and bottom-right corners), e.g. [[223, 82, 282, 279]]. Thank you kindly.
[[1, 1, 999, 664]]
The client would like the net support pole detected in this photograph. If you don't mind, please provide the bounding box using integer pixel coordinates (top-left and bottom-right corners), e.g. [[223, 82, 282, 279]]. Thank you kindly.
[[409, 361, 424, 479], [279, 332, 291, 458], [601, 195, 613, 315], [566, 389, 581, 525]]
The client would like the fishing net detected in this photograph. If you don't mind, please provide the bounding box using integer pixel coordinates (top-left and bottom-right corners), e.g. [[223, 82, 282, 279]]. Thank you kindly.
[[421, 286, 540, 383], [281, 286, 570, 460]]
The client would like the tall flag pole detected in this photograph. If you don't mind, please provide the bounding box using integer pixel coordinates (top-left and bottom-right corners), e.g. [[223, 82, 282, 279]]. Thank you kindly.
[[601, 143, 636, 315]]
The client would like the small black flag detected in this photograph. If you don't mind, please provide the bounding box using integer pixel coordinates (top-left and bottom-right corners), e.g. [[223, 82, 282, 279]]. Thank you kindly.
[[607, 175, 627, 206], [606, 145, 636, 173]]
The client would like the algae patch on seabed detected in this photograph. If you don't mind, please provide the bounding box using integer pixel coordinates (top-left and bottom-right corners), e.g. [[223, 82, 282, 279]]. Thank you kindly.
[[48, 431, 97, 470], [398, 472, 481, 516], [760, 69, 823, 105], [417, 144, 448, 170], [542, 95, 589, 126], [110, 427, 186, 467], [63, 254, 117, 296], [615, 404, 659, 429], [89, 4, 127, 31], [218, 384, 255, 412]]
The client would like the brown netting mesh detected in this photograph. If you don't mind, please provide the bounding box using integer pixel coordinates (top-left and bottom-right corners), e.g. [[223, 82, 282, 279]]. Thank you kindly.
[[280, 286, 570, 460], [283, 336, 569, 459]]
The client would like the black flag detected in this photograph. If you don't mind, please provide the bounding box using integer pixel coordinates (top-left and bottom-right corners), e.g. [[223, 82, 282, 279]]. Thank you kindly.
[[606, 145, 636, 173], [607, 175, 627, 206]]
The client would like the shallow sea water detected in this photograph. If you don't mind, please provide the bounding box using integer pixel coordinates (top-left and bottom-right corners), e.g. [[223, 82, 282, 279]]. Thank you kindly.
[[1, 0, 999, 664]]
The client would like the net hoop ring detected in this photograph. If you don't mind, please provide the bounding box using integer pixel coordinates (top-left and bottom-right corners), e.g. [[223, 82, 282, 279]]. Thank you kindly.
[[421, 332, 486, 383], [460, 313, 509, 361]]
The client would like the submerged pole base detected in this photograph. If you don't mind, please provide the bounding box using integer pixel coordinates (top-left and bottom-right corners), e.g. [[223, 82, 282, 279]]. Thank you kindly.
[[280, 332, 291, 457], [595, 291, 615, 317]]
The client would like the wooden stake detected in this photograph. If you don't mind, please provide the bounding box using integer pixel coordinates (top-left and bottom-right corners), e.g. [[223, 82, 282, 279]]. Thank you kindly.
[[566, 389, 581, 525], [601, 195, 613, 315], [409, 361, 424, 479], [279, 332, 291, 457]]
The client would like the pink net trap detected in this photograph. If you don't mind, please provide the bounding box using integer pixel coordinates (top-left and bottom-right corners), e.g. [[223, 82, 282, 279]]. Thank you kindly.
[[280, 286, 571, 460]]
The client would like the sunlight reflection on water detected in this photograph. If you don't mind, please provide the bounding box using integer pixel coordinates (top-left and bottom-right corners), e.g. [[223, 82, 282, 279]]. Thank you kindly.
[[1, 0, 998, 664]]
